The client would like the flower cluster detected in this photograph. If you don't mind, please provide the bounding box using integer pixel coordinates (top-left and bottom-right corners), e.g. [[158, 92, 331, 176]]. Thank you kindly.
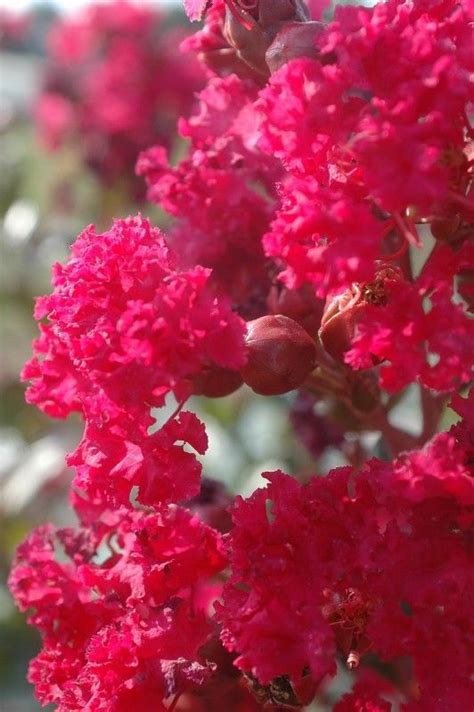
[[36, 1, 203, 195], [10, 0, 474, 710], [0, 8, 30, 50], [256, 0, 473, 392], [23, 215, 246, 515], [137, 70, 281, 316], [10, 506, 226, 711], [219, 400, 474, 710]]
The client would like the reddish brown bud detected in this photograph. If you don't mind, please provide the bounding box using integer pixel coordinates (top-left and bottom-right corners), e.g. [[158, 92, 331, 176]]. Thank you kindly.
[[319, 285, 366, 364], [198, 47, 266, 83], [183, 478, 233, 533], [319, 268, 402, 364], [430, 214, 461, 241], [347, 370, 380, 414], [240, 314, 317, 395], [223, 0, 313, 77], [291, 671, 318, 706], [192, 366, 243, 398], [265, 21, 325, 74], [267, 283, 324, 337]]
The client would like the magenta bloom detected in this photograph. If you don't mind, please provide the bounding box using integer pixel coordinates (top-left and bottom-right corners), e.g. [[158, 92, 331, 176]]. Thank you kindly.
[[10, 0, 474, 709], [36, 1, 204, 195]]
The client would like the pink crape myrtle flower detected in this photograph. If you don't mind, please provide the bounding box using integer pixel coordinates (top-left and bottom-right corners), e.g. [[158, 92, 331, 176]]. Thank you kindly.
[[219, 394, 474, 709], [9, 505, 226, 711], [36, 0, 204, 196], [10, 0, 474, 710], [23, 215, 246, 515]]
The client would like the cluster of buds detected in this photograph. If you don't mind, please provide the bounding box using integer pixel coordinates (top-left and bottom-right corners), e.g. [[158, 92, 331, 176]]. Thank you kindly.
[[192, 267, 394, 408], [194, 0, 326, 78], [223, 0, 325, 75], [192, 282, 325, 399]]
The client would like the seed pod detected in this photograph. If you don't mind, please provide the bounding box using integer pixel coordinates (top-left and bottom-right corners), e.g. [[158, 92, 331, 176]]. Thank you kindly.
[[241, 314, 317, 395]]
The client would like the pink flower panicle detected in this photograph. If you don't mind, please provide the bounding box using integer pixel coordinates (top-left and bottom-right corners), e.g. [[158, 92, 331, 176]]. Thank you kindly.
[[9, 506, 226, 711], [136, 72, 281, 317], [36, 0, 204, 195], [10, 0, 474, 710], [22, 215, 246, 515], [219, 409, 474, 709]]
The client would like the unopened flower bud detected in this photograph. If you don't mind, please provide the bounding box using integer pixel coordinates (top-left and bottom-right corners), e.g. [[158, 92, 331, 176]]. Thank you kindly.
[[348, 370, 380, 414], [265, 21, 326, 74], [192, 366, 243, 398], [319, 268, 402, 364], [241, 314, 317, 395], [319, 284, 366, 364], [430, 214, 461, 241], [267, 283, 324, 336], [223, 0, 313, 77], [183, 478, 233, 532]]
